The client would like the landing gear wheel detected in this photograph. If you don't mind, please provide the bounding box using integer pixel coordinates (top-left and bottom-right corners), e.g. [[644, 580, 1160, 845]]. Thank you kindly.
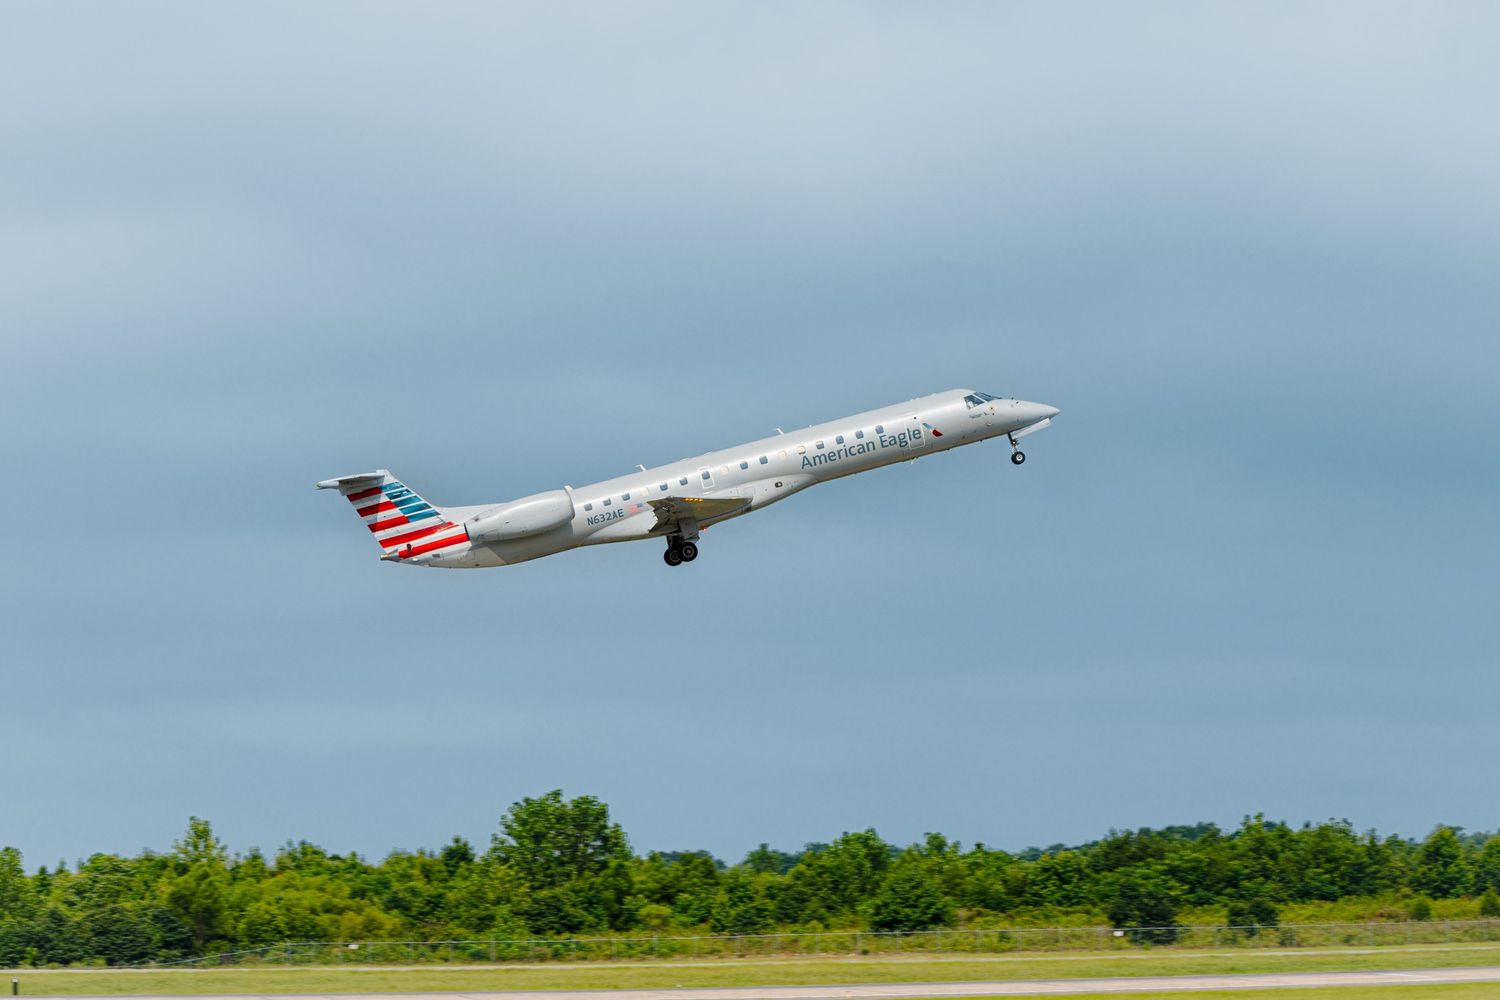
[[1011, 450, 1026, 465], [679, 541, 698, 562], [663, 547, 684, 567]]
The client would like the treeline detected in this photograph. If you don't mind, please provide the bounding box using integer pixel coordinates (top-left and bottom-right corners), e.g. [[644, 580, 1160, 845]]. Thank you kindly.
[[4, 791, 1500, 966]]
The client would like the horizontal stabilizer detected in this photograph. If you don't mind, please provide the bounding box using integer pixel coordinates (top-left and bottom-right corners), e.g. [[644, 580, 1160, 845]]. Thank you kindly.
[[316, 470, 389, 490]]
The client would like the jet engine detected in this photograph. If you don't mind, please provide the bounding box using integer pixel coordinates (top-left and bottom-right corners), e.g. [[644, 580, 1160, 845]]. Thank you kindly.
[[464, 490, 574, 543]]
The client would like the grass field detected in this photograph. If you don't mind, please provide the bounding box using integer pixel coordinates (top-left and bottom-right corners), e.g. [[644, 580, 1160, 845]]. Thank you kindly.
[[6, 942, 1500, 995], [927, 990, 1500, 1000]]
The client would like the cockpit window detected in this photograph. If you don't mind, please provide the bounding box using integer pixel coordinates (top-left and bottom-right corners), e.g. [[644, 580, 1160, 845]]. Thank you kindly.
[[964, 391, 1003, 408]]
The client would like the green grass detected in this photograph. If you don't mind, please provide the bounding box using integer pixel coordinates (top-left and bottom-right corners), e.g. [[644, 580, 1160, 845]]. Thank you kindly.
[[7, 942, 1500, 995], [913, 989, 1500, 1000]]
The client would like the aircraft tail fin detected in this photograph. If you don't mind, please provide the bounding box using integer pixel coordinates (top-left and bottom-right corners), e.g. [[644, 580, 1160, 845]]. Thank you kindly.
[[315, 469, 469, 559]]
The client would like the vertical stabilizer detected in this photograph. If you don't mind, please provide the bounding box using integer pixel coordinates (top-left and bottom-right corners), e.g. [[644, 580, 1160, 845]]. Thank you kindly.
[[315, 470, 470, 561]]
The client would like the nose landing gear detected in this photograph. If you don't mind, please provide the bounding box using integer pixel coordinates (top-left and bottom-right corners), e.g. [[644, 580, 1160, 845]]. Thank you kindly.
[[1008, 433, 1026, 465], [663, 539, 699, 567]]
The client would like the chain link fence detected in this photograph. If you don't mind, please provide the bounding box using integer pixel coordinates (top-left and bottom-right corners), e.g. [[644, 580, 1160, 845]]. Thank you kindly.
[[141, 919, 1500, 968]]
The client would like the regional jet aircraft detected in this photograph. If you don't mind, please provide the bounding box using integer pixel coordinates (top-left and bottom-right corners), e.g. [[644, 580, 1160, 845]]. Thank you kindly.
[[317, 389, 1059, 568]]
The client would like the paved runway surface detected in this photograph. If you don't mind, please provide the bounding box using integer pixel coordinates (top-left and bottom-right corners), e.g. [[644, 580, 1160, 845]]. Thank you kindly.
[[42, 965, 1500, 998]]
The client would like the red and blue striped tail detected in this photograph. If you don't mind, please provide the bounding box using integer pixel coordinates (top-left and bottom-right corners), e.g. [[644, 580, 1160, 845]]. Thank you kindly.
[[316, 469, 470, 561]]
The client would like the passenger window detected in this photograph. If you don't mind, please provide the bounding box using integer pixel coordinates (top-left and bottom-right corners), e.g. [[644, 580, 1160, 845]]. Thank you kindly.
[[679, 477, 689, 486], [759, 456, 768, 465], [836, 435, 844, 444], [622, 493, 630, 501], [584, 502, 593, 511], [816, 441, 825, 450], [659, 483, 668, 491], [875, 424, 884, 434], [779, 450, 788, 460], [797, 445, 806, 455], [856, 429, 864, 439], [739, 461, 749, 470], [603, 498, 612, 506], [701, 471, 711, 481]]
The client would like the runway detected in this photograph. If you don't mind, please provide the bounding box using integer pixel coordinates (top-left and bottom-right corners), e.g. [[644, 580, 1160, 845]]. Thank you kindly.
[[41, 965, 1500, 999]]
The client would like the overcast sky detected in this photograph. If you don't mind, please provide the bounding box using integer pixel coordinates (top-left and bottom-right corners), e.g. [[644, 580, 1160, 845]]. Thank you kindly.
[[2, 2, 1497, 868]]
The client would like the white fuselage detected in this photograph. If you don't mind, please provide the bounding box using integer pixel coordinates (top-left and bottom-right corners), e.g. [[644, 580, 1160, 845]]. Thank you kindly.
[[415, 389, 1057, 568]]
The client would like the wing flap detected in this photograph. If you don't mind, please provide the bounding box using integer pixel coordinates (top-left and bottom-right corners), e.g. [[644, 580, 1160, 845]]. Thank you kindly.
[[647, 495, 750, 534]]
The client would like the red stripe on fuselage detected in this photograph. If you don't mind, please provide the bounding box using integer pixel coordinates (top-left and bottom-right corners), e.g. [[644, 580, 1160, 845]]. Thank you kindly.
[[346, 486, 383, 502], [368, 514, 409, 532], [357, 499, 397, 517], [400, 531, 469, 558], [377, 522, 451, 549]]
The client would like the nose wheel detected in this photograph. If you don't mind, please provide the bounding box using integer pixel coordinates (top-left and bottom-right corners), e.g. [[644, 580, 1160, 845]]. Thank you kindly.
[[663, 540, 699, 566]]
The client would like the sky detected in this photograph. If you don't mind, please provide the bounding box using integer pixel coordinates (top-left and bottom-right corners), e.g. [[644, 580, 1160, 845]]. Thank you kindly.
[[2, 1, 1497, 869]]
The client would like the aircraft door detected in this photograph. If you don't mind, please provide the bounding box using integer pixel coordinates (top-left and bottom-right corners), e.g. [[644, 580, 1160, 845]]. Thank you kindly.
[[697, 467, 715, 492], [904, 415, 928, 451]]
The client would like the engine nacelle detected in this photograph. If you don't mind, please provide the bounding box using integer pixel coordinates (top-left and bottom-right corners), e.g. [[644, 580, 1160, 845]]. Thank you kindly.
[[464, 489, 574, 543]]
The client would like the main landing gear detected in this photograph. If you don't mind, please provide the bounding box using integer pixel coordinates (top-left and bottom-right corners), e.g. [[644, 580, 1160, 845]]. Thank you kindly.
[[663, 540, 698, 567], [1008, 432, 1026, 465]]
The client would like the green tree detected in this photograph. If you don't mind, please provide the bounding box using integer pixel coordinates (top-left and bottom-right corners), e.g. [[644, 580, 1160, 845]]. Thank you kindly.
[[0, 847, 36, 923], [174, 817, 228, 867], [1474, 837, 1500, 893], [782, 830, 891, 921], [1107, 870, 1180, 944], [1414, 827, 1470, 899], [869, 863, 953, 931], [440, 837, 475, 875], [26, 905, 91, 965], [147, 905, 194, 959], [166, 863, 230, 951], [520, 885, 595, 935], [1479, 887, 1500, 918], [237, 901, 288, 947], [442, 860, 529, 935], [710, 870, 774, 935], [1024, 850, 1091, 908], [85, 905, 154, 965], [491, 791, 630, 890]]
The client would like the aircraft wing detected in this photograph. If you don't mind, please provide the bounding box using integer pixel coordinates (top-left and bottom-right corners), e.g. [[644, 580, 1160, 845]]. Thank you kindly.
[[648, 495, 749, 534]]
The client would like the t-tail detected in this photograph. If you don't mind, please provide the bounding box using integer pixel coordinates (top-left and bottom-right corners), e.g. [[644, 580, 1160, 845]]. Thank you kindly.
[[315, 469, 470, 562]]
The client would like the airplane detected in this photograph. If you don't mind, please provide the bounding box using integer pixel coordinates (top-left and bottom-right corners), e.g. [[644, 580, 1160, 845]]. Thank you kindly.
[[317, 389, 1059, 568]]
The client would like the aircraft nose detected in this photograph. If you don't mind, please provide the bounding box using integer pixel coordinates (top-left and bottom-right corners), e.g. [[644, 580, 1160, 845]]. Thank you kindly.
[[1014, 400, 1060, 422]]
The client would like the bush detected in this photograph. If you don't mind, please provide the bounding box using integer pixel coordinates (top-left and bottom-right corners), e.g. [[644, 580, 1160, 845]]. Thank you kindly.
[[1479, 888, 1500, 918], [1225, 897, 1280, 936]]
